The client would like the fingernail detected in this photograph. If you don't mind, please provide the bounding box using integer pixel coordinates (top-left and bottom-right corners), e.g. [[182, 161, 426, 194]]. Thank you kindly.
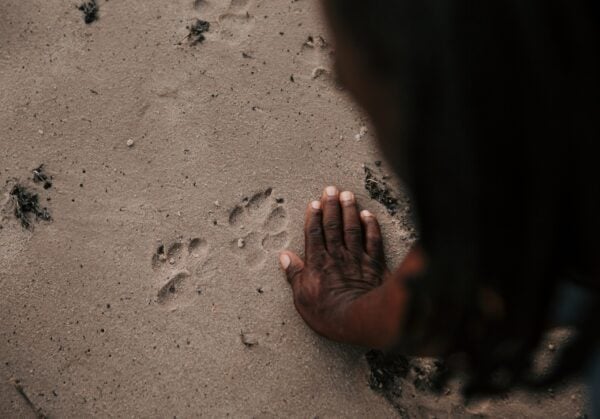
[[340, 191, 354, 202], [326, 186, 337, 197], [279, 253, 291, 270], [361, 210, 373, 218], [311, 200, 321, 210]]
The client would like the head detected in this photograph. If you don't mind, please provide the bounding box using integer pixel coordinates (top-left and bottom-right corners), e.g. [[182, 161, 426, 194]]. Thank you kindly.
[[324, 0, 600, 395]]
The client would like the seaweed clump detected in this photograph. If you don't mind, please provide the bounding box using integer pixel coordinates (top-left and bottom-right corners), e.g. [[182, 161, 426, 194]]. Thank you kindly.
[[364, 165, 400, 215], [32, 164, 52, 189], [10, 185, 51, 229], [366, 350, 410, 392], [366, 351, 410, 417], [187, 19, 210, 45], [78, 0, 99, 24]]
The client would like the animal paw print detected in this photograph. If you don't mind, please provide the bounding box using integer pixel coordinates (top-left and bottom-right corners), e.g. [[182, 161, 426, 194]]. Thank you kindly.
[[194, 0, 256, 44], [294, 34, 334, 82], [228, 188, 289, 269], [151, 237, 210, 309]]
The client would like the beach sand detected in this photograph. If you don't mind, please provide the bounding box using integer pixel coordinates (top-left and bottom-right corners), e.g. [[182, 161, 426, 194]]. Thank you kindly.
[[0, 0, 588, 417]]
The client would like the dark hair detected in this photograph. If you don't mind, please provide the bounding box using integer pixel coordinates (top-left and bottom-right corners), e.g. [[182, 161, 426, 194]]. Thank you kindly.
[[328, 0, 599, 395]]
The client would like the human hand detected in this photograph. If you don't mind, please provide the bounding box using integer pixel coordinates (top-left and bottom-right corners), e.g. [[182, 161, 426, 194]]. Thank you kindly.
[[280, 186, 407, 349]]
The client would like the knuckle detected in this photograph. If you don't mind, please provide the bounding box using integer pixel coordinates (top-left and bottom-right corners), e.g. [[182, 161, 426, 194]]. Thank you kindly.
[[287, 264, 303, 280], [344, 225, 362, 237], [324, 220, 341, 231], [366, 232, 382, 243], [306, 225, 322, 238], [364, 216, 378, 226]]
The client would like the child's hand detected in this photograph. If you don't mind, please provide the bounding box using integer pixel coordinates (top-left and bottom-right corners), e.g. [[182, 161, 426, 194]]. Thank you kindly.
[[280, 187, 410, 349]]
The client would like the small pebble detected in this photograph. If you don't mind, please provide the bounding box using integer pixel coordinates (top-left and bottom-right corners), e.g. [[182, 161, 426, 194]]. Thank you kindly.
[[548, 344, 556, 352], [126, 139, 134, 147], [169, 258, 175, 265], [38, 129, 44, 135], [237, 238, 245, 248]]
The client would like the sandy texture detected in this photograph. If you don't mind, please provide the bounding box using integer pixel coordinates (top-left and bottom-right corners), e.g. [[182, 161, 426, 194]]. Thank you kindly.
[[0, 0, 588, 417]]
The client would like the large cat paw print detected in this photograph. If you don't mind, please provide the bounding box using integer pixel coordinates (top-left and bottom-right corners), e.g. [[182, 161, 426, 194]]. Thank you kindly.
[[228, 188, 289, 269], [294, 33, 335, 83], [151, 237, 210, 310]]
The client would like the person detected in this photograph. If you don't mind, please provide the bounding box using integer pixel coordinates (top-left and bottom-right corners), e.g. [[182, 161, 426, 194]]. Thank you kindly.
[[278, 0, 599, 412]]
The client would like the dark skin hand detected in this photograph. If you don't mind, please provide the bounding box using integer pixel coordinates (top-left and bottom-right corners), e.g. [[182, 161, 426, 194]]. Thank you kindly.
[[279, 186, 425, 350]]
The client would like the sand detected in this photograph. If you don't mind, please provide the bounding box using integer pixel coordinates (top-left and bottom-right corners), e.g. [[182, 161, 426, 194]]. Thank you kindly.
[[0, 0, 589, 417]]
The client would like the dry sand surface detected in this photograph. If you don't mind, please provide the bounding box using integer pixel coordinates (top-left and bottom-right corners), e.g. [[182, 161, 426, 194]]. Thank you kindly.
[[0, 0, 589, 417]]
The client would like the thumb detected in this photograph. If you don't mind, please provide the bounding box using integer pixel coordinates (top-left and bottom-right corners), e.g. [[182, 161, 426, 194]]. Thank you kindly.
[[279, 251, 304, 287]]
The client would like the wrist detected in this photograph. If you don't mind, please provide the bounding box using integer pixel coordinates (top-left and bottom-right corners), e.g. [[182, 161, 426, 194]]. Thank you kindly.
[[346, 246, 425, 350], [345, 278, 408, 349]]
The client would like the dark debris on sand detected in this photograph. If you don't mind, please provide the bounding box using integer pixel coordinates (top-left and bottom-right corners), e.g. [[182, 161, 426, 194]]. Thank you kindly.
[[366, 350, 410, 392], [363, 165, 400, 215], [10, 185, 51, 229], [366, 351, 446, 394], [366, 351, 448, 418], [410, 358, 446, 393], [187, 19, 210, 45], [32, 164, 52, 189], [78, 0, 99, 24], [366, 351, 410, 417]]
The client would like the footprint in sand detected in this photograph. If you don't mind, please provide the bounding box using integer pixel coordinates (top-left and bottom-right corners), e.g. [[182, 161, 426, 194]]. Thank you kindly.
[[151, 237, 211, 309], [194, 0, 256, 44], [228, 188, 289, 269]]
